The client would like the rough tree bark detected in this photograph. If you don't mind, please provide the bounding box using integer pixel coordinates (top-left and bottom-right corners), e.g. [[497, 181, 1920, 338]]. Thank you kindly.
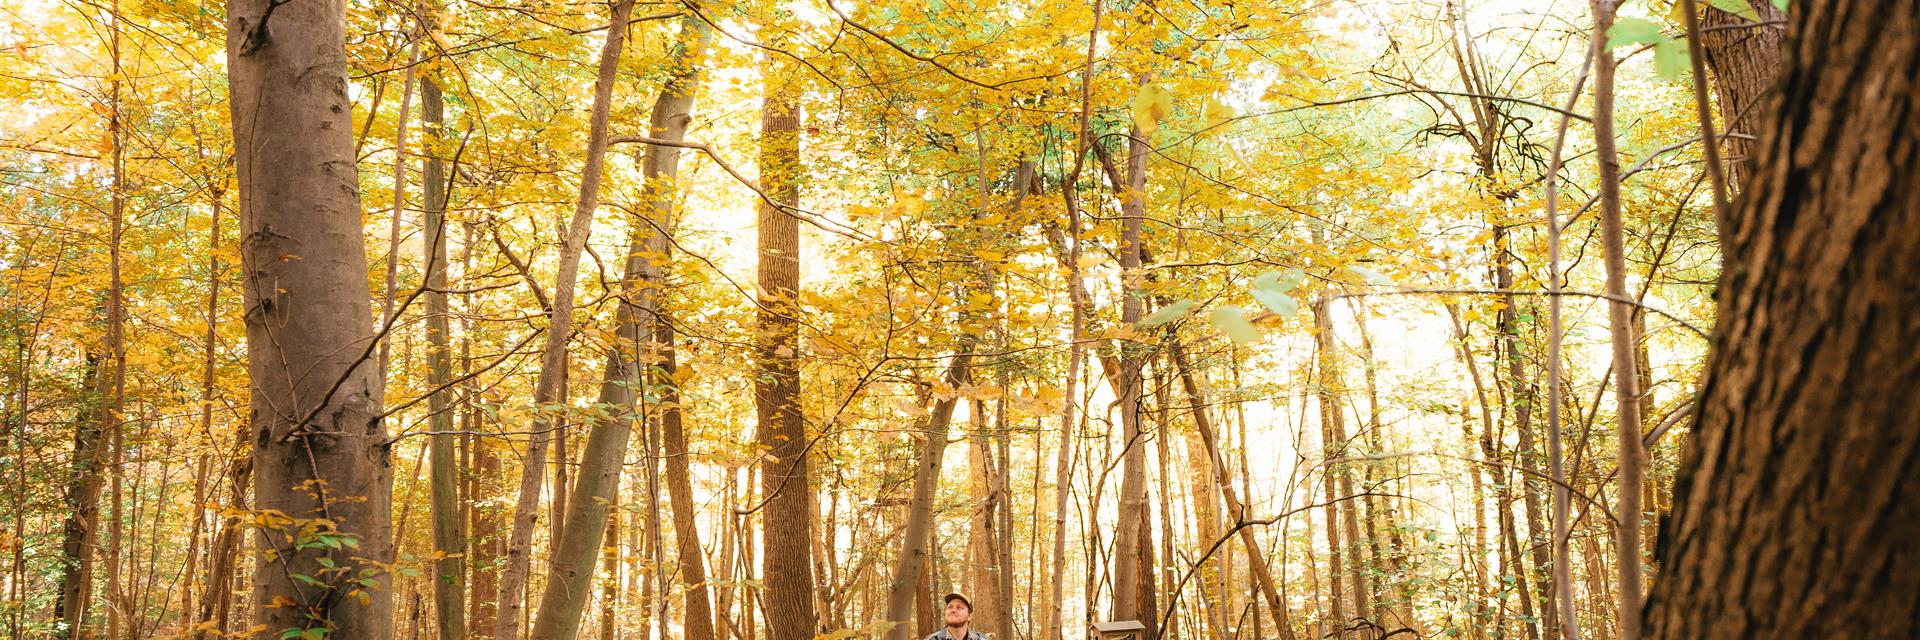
[[1698, 0, 1784, 188], [1644, 2, 1920, 636], [53, 355, 112, 640], [225, 0, 393, 632], [757, 44, 818, 640]]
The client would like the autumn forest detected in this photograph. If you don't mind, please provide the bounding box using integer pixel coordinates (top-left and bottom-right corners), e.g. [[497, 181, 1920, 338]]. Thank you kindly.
[[1, 0, 1914, 638]]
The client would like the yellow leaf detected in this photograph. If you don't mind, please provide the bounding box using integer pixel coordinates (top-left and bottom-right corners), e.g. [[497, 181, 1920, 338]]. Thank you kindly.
[[1130, 82, 1174, 135], [1201, 95, 1237, 133]]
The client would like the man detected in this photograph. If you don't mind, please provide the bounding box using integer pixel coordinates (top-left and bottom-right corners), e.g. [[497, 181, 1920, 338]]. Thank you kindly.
[[923, 593, 989, 640]]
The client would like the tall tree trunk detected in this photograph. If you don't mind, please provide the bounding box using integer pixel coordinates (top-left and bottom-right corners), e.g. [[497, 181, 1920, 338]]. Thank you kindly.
[[1168, 343, 1295, 640], [100, 18, 129, 635], [756, 44, 817, 640], [882, 363, 971, 640], [1312, 298, 1359, 637], [54, 354, 111, 640], [225, 0, 393, 631], [1448, 305, 1532, 640], [197, 420, 253, 637], [651, 389, 673, 640], [715, 472, 737, 640], [420, 71, 466, 640], [103, 397, 123, 640], [55, 13, 128, 632], [640, 15, 719, 640], [1044, 165, 1086, 640], [1463, 398, 1490, 640], [1587, 3, 1648, 638], [493, 0, 632, 634], [1180, 417, 1226, 640], [1644, 2, 1920, 635], [1354, 308, 1414, 633], [518, 1, 637, 636], [967, 400, 1004, 637], [1048, 3, 1101, 635], [1497, 227, 1556, 640], [1697, 0, 1784, 188], [467, 223, 502, 640], [552, 365, 570, 552], [1150, 369, 1177, 638], [597, 484, 621, 640], [916, 535, 938, 635], [185, 180, 225, 639], [959, 136, 1009, 640], [1110, 119, 1154, 637]]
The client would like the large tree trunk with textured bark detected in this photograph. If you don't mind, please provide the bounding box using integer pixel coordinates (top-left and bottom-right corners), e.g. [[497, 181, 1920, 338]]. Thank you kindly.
[[1698, 1, 1784, 187], [1644, 2, 1920, 636], [225, 0, 393, 633], [757, 45, 818, 640]]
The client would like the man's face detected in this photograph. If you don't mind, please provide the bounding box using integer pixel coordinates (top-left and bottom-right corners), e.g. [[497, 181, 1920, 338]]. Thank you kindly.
[[945, 599, 971, 627]]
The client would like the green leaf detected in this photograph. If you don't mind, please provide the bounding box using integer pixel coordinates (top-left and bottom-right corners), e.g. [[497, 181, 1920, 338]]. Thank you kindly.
[[1606, 17, 1666, 48], [1209, 306, 1261, 344], [1139, 299, 1196, 327], [1251, 268, 1306, 293], [1708, 0, 1759, 20], [291, 573, 325, 587], [1653, 39, 1690, 81], [1770, 0, 1788, 9], [1249, 288, 1299, 318], [1346, 265, 1395, 286]]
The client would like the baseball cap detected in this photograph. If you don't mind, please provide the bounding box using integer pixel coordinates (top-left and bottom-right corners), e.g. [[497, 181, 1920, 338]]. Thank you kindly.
[[943, 592, 972, 610]]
